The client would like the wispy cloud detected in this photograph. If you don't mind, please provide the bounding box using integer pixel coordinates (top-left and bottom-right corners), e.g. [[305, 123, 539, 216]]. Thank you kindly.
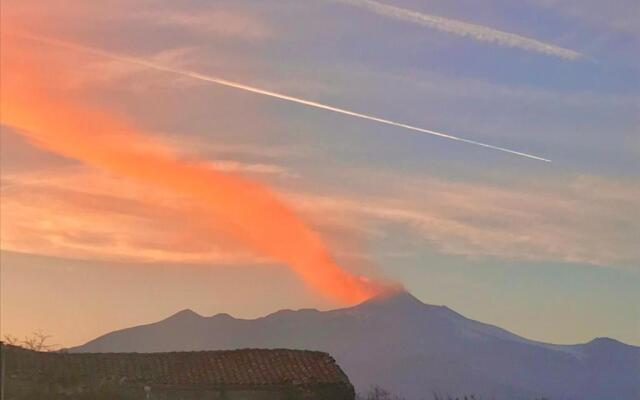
[[205, 160, 298, 179], [4, 157, 638, 271], [0, 169, 262, 265], [289, 174, 640, 269], [331, 0, 582, 60], [1, 1, 273, 40], [136, 9, 273, 40]]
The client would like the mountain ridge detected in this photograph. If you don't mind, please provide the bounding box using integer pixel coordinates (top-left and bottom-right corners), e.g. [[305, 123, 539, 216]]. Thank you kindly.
[[71, 291, 640, 400]]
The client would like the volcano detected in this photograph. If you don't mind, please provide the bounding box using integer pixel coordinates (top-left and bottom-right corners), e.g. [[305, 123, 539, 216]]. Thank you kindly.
[[71, 291, 640, 399]]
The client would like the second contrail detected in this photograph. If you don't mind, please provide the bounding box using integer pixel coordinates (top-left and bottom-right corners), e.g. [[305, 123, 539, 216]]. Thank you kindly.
[[11, 31, 551, 162]]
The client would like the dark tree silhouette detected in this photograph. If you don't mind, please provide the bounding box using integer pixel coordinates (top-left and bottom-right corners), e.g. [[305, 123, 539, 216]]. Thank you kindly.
[[3, 330, 58, 351]]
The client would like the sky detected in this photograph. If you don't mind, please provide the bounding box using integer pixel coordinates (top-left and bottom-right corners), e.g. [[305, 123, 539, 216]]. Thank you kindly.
[[1, 0, 638, 347]]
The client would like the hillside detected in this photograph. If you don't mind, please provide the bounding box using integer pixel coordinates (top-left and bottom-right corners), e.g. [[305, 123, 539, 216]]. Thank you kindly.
[[71, 291, 640, 399]]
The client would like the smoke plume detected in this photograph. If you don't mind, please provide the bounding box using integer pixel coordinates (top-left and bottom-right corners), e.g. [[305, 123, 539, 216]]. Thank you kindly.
[[1, 33, 388, 304]]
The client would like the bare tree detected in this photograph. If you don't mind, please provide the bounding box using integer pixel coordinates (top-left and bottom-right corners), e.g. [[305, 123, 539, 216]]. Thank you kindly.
[[357, 386, 406, 400], [2, 334, 20, 346], [3, 330, 58, 351]]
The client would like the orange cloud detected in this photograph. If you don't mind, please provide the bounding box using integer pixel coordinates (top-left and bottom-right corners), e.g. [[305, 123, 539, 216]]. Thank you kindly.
[[0, 33, 386, 304], [1, 169, 259, 265]]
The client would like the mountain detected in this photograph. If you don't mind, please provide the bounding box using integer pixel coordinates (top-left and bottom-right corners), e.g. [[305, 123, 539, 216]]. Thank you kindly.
[[71, 291, 640, 400]]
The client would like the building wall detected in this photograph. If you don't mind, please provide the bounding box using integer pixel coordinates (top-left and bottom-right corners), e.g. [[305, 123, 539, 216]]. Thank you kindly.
[[146, 387, 353, 399], [4, 378, 355, 400]]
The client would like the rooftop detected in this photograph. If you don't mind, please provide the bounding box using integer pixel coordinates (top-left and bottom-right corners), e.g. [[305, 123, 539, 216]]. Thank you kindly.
[[3, 345, 352, 389]]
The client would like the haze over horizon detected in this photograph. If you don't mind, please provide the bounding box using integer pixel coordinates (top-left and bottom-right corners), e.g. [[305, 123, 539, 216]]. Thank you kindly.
[[1, 0, 639, 348]]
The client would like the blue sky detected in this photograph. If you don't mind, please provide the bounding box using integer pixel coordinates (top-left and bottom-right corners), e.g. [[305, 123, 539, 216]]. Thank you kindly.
[[1, 0, 638, 346]]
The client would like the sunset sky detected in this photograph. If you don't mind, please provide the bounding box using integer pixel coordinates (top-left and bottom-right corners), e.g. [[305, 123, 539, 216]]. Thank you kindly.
[[1, 0, 638, 347]]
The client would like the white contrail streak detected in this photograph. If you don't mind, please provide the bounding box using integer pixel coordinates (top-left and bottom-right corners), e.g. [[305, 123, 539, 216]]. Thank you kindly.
[[10, 32, 551, 162], [330, 0, 582, 61]]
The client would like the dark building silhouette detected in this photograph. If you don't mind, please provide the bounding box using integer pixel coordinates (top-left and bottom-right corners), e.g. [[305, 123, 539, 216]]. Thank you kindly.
[[0, 343, 354, 399]]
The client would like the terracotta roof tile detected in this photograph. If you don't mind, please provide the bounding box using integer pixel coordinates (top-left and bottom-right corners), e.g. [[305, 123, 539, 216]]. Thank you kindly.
[[3, 345, 351, 388]]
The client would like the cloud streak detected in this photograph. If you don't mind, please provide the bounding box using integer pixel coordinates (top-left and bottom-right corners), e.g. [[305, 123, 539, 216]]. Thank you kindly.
[[137, 9, 272, 40], [11, 31, 551, 162], [291, 174, 640, 269], [1, 172, 262, 265], [331, 0, 582, 60]]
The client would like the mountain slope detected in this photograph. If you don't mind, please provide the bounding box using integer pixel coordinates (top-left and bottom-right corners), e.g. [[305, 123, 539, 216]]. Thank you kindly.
[[71, 292, 640, 400]]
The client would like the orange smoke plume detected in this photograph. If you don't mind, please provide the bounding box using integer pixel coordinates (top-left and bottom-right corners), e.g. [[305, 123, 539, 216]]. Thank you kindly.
[[1, 34, 385, 304]]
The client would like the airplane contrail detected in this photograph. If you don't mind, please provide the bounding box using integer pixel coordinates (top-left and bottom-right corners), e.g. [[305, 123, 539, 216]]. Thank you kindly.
[[329, 0, 581, 61], [10, 31, 551, 162]]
